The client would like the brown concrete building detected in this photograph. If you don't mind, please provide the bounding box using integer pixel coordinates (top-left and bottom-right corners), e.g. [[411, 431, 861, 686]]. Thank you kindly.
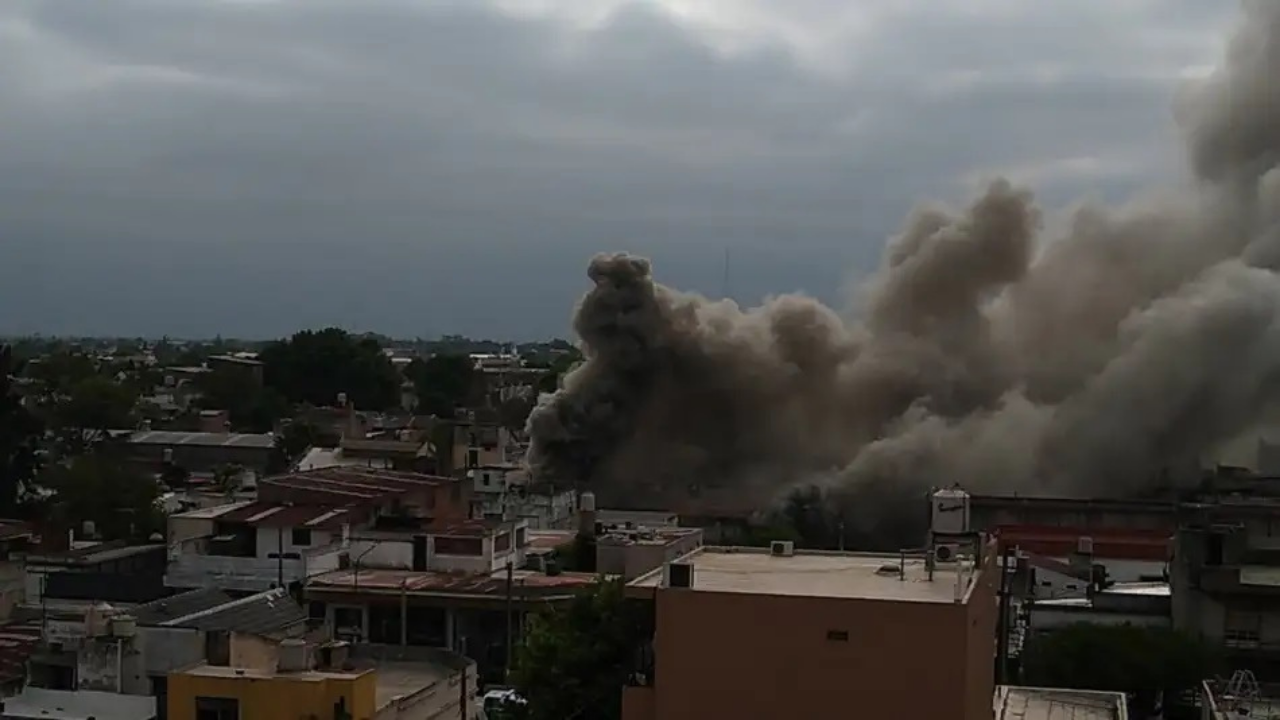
[[622, 542, 999, 720]]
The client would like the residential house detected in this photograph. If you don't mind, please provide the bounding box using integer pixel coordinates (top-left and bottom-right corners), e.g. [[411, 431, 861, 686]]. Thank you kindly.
[[304, 517, 600, 683], [26, 586, 312, 713], [165, 469, 471, 594]]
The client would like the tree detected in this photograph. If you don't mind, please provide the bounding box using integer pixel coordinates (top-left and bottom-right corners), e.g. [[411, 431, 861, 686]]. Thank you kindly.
[[512, 577, 649, 720], [1021, 623, 1219, 717], [40, 453, 164, 542], [43, 375, 139, 459], [196, 367, 289, 433], [260, 328, 400, 410], [0, 346, 43, 517], [406, 354, 477, 417], [269, 420, 320, 473]]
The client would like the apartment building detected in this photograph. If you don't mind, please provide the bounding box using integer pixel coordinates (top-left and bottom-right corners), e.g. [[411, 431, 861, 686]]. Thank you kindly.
[[621, 538, 999, 720]]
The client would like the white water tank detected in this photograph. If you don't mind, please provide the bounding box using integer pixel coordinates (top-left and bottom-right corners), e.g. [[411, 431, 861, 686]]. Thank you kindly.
[[580, 492, 596, 512], [111, 615, 137, 638], [278, 638, 309, 672], [930, 487, 971, 536]]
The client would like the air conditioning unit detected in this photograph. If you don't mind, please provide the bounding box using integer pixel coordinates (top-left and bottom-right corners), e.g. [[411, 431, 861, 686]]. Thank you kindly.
[[770, 541, 795, 557], [934, 543, 960, 563], [664, 562, 693, 589]]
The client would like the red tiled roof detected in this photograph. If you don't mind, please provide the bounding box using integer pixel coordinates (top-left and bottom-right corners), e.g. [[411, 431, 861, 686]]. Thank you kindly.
[[216, 502, 354, 530], [0, 620, 41, 683], [307, 568, 599, 597], [996, 524, 1171, 561]]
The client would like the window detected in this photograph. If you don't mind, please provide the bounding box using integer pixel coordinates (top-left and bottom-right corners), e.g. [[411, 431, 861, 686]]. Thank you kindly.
[[495, 533, 511, 553], [516, 527, 528, 547], [826, 630, 849, 642], [195, 697, 239, 720], [467, 449, 479, 468], [434, 536, 483, 556], [291, 528, 312, 546], [1226, 609, 1263, 648]]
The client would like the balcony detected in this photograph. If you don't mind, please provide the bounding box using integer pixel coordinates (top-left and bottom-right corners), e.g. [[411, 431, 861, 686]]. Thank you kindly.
[[165, 537, 345, 592]]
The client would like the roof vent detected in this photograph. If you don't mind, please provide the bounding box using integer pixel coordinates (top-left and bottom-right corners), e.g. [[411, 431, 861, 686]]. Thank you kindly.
[[769, 540, 794, 557], [934, 544, 959, 563]]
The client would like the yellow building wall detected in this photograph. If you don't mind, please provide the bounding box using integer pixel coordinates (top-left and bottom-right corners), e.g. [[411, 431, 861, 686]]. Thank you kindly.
[[167, 670, 378, 720]]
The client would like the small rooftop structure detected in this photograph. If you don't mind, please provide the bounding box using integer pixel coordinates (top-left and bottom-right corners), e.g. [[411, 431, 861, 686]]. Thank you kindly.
[[1, 688, 157, 720], [629, 546, 984, 603], [995, 686, 1128, 720]]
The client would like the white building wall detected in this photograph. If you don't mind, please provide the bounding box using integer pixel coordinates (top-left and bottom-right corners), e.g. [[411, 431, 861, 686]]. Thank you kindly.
[[254, 528, 333, 560]]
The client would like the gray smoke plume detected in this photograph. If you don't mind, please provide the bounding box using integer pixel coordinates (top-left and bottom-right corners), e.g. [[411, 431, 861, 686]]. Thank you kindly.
[[526, 2, 1280, 543]]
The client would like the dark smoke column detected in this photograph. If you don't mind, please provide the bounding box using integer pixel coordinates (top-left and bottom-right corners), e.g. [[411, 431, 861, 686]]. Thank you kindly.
[[525, 253, 668, 494]]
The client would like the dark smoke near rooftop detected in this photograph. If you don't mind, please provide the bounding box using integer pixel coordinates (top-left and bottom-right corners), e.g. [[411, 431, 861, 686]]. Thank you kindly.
[[526, 2, 1280, 546]]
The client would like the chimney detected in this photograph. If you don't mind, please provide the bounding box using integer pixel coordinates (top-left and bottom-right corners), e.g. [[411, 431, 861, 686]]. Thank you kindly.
[[578, 492, 597, 538]]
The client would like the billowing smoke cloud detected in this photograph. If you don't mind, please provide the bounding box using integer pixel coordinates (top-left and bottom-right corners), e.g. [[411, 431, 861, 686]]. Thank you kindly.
[[526, 2, 1280, 543]]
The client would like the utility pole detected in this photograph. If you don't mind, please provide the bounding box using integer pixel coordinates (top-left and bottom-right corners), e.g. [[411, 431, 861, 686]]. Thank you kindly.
[[277, 527, 284, 589], [504, 560, 514, 682]]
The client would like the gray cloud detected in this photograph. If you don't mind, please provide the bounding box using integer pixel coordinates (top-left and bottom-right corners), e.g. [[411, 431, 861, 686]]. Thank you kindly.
[[0, 0, 1232, 338]]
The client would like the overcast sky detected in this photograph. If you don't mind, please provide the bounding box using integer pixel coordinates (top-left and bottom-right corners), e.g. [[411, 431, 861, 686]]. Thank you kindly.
[[0, 0, 1236, 340]]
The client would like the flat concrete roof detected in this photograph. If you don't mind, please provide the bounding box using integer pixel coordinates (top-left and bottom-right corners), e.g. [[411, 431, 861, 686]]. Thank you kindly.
[[373, 662, 450, 711], [629, 547, 982, 604], [3, 688, 157, 720], [180, 663, 368, 682], [995, 685, 1127, 720]]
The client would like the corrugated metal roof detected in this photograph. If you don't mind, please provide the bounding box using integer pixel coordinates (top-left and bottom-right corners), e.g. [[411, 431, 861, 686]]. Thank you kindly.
[[133, 588, 236, 626], [307, 568, 599, 597], [159, 588, 307, 634], [216, 502, 355, 530], [0, 620, 42, 685], [128, 430, 275, 449]]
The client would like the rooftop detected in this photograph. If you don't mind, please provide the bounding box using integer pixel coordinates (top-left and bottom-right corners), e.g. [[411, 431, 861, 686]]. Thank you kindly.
[[0, 619, 42, 686], [171, 500, 355, 531], [181, 663, 366, 682], [628, 546, 984, 603], [997, 525, 1170, 562], [135, 588, 306, 634], [258, 467, 458, 503], [307, 567, 599, 599], [597, 526, 701, 547], [128, 430, 275, 449], [995, 685, 1128, 720], [373, 662, 450, 711], [1, 688, 157, 720]]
